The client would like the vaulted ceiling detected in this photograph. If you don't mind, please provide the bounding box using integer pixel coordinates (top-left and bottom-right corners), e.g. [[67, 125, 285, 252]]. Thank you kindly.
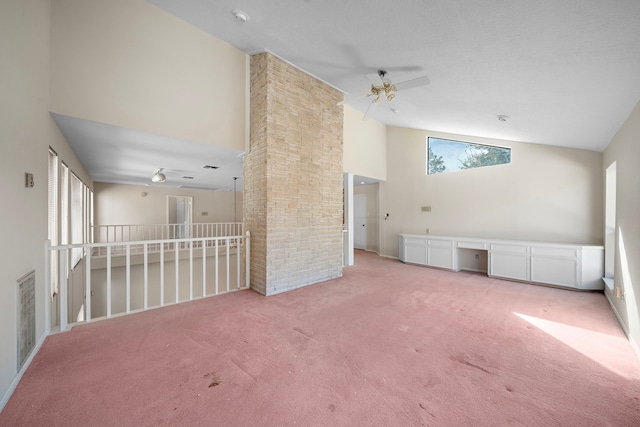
[[149, 0, 640, 152], [60, 1, 640, 190]]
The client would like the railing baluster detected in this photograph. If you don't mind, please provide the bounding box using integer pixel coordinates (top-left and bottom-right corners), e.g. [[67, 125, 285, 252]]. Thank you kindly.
[[126, 245, 131, 313], [44, 241, 51, 333], [246, 231, 251, 288], [226, 238, 230, 293], [85, 247, 92, 322], [189, 241, 194, 300], [144, 243, 149, 310], [215, 241, 219, 295], [106, 246, 112, 318], [59, 249, 68, 331], [202, 239, 207, 297], [160, 243, 165, 306], [175, 242, 179, 303], [236, 237, 241, 289]]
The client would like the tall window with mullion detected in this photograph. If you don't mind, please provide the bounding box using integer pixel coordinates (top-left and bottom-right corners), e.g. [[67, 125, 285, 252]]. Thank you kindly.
[[427, 137, 511, 175]]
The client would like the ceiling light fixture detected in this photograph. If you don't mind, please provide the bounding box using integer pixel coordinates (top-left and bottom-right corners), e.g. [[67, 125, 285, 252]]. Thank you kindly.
[[151, 168, 166, 183], [232, 9, 249, 23]]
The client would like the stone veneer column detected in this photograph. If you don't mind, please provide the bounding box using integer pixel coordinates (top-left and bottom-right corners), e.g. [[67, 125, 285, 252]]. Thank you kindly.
[[244, 52, 344, 296]]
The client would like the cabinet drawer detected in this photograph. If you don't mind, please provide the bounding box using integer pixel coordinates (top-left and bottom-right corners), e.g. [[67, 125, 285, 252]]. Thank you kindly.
[[428, 239, 453, 247], [490, 244, 528, 254], [404, 237, 427, 245], [530, 247, 578, 258], [458, 241, 487, 250]]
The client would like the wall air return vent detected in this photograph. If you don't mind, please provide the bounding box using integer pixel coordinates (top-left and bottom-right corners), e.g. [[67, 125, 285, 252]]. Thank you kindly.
[[17, 270, 36, 369]]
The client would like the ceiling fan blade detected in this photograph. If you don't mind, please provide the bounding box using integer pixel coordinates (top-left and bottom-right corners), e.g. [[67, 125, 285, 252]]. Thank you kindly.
[[362, 99, 379, 121], [393, 76, 430, 91], [386, 98, 416, 114], [337, 92, 369, 106]]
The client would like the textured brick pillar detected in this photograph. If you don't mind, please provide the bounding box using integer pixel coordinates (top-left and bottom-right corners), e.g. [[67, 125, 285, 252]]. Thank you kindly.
[[244, 52, 344, 295]]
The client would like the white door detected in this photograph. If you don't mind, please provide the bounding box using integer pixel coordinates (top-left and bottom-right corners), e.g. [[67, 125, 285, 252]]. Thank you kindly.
[[167, 196, 193, 238], [354, 194, 367, 250]]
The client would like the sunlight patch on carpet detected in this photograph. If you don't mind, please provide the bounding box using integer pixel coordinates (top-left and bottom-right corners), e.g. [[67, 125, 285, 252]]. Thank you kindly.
[[514, 312, 640, 379]]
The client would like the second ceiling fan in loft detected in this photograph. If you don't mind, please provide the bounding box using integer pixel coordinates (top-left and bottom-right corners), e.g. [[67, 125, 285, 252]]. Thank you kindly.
[[341, 69, 430, 120]]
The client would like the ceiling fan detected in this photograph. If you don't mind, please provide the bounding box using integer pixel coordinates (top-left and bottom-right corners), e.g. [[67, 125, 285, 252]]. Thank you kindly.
[[341, 70, 430, 120]]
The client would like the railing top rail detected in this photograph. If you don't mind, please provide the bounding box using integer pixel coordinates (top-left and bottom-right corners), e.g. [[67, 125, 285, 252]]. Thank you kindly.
[[48, 234, 246, 251], [91, 222, 243, 227]]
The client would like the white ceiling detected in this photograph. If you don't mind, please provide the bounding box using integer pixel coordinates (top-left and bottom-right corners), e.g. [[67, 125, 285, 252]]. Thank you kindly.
[[58, 1, 640, 190], [148, 0, 640, 152], [52, 114, 244, 191]]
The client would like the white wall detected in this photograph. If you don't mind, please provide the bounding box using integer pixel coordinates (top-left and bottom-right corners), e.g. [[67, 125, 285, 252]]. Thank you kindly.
[[94, 183, 242, 226], [0, 0, 92, 408], [343, 105, 387, 180], [603, 100, 640, 354], [50, 0, 248, 151], [380, 126, 603, 258]]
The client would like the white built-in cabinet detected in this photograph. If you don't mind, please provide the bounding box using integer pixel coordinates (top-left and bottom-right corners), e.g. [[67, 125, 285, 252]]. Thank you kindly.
[[399, 234, 604, 290]]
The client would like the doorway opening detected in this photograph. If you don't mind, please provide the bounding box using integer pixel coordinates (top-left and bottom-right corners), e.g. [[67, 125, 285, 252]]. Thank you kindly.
[[354, 194, 367, 250], [167, 195, 193, 239]]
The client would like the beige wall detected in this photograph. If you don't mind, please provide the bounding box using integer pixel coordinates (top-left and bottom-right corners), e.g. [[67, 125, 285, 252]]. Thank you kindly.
[[603, 100, 640, 353], [94, 183, 242, 226], [343, 105, 387, 180], [380, 126, 603, 258], [0, 0, 92, 408], [50, 0, 247, 151], [246, 53, 344, 296]]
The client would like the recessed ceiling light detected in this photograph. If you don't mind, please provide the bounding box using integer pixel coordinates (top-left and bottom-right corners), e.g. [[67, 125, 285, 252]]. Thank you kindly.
[[390, 108, 400, 114], [232, 9, 249, 23], [360, 181, 365, 184]]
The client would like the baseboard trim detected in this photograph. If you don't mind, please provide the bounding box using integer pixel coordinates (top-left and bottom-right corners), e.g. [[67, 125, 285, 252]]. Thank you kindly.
[[0, 332, 48, 412], [605, 291, 640, 361]]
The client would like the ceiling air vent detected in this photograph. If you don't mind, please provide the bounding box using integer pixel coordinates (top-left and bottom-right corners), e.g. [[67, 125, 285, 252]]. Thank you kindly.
[[183, 176, 194, 180]]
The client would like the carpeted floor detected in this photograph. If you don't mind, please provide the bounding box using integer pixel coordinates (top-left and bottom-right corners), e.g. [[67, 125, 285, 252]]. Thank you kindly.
[[2, 251, 639, 426]]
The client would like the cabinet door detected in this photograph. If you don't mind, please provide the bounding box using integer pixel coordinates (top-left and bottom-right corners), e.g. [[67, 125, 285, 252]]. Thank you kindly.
[[405, 244, 427, 265], [530, 256, 578, 288], [428, 247, 454, 269], [490, 252, 528, 281]]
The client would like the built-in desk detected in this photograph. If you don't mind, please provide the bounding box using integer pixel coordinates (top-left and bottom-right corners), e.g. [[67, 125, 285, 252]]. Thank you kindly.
[[398, 234, 604, 290]]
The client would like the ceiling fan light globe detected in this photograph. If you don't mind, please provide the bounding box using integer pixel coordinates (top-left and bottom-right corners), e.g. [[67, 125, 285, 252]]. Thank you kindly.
[[152, 172, 166, 183]]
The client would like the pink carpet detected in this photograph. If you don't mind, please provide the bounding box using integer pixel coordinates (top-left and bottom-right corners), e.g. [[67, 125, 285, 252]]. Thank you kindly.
[[2, 251, 639, 426]]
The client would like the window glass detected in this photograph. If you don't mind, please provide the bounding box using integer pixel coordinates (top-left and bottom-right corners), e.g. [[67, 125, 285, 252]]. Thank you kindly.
[[427, 137, 511, 175]]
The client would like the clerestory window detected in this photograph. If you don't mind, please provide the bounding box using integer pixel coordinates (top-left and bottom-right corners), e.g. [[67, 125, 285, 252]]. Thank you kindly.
[[427, 137, 511, 175]]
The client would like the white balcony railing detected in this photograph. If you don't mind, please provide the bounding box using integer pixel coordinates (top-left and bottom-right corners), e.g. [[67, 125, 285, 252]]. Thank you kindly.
[[45, 231, 250, 332], [91, 222, 243, 244]]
